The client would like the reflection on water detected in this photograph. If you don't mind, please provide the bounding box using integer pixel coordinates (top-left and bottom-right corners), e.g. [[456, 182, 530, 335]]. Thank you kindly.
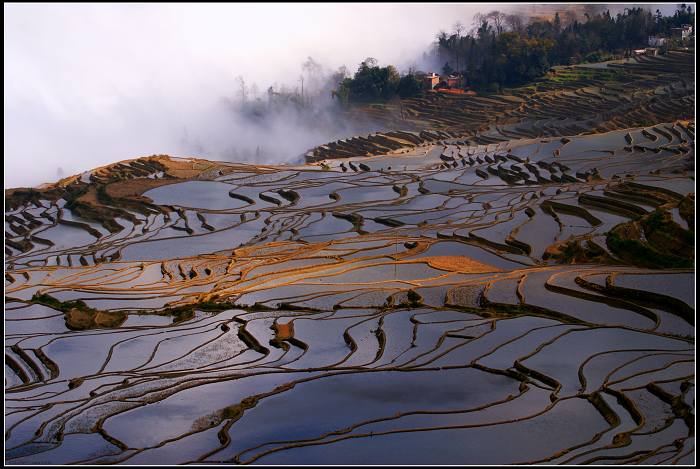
[[5, 101, 695, 463]]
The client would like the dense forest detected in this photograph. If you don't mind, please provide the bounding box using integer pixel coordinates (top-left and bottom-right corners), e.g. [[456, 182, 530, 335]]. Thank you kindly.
[[335, 4, 695, 102]]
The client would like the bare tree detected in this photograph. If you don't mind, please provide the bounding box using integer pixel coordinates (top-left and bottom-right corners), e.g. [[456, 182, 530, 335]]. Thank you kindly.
[[235, 75, 247, 105], [302, 56, 323, 77], [505, 14, 524, 34], [486, 11, 507, 35], [582, 3, 605, 18], [335, 65, 349, 80], [561, 9, 577, 27], [452, 21, 467, 73], [362, 57, 378, 68], [435, 30, 450, 71], [301, 56, 324, 104], [448, 22, 466, 73], [436, 29, 449, 45], [298, 75, 304, 107]]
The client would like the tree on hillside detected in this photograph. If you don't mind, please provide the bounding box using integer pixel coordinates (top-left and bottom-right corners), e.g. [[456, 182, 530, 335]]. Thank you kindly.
[[486, 11, 508, 35], [442, 62, 454, 75], [301, 56, 324, 100], [398, 73, 423, 98], [506, 14, 525, 34], [429, 5, 692, 91], [235, 76, 248, 105], [333, 58, 401, 103]]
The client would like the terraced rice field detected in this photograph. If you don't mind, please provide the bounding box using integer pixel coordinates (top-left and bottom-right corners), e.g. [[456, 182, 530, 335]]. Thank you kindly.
[[308, 51, 695, 162], [4, 53, 695, 464]]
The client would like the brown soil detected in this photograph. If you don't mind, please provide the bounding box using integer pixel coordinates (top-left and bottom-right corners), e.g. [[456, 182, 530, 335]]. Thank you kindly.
[[76, 185, 100, 205], [64, 308, 127, 330], [105, 177, 181, 199], [273, 322, 294, 341], [420, 256, 502, 273], [544, 238, 612, 264], [153, 156, 235, 179]]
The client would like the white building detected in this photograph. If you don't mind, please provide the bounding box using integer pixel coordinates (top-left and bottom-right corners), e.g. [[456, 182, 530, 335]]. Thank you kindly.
[[648, 35, 667, 47], [423, 72, 440, 90], [671, 25, 693, 40]]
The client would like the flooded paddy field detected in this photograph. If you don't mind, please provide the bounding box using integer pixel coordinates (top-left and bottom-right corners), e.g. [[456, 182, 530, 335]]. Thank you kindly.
[[5, 51, 695, 465]]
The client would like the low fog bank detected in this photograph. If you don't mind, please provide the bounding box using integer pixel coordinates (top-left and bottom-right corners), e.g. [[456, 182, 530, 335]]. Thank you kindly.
[[4, 55, 382, 188], [4, 3, 677, 188], [5, 3, 495, 188], [213, 59, 386, 166]]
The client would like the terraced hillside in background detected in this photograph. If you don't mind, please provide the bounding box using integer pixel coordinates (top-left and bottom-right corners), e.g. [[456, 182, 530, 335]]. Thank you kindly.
[[308, 51, 694, 162], [4, 52, 695, 465]]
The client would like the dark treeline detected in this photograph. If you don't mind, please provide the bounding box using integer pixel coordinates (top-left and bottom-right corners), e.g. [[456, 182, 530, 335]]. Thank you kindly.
[[332, 58, 424, 104], [436, 4, 695, 90], [335, 4, 694, 101]]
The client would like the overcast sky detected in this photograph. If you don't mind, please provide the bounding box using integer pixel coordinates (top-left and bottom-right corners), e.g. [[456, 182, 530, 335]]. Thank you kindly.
[[4, 3, 679, 188]]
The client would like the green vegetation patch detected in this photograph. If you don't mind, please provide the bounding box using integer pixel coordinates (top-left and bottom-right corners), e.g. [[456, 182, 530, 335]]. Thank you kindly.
[[31, 293, 127, 330], [606, 230, 692, 269]]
